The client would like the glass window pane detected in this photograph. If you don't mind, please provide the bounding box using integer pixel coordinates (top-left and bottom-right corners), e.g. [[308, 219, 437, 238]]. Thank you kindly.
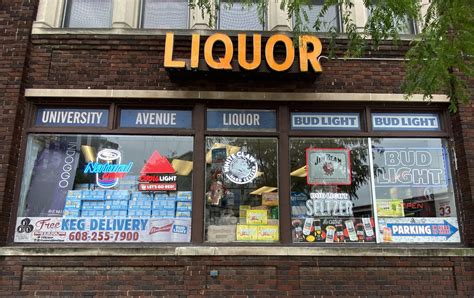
[[219, 1, 264, 31], [373, 138, 460, 243], [294, 0, 340, 32], [65, 0, 112, 28], [366, 7, 416, 34], [205, 137, 279, 242], [15, 134, 193, 243], [142, 0, 189, 29], [290, 138, 376, 243]]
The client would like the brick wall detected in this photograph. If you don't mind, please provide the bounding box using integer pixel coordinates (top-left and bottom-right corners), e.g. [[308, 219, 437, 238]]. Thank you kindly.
[[0, 255, 472, 296], [0, 0, 37, 244]]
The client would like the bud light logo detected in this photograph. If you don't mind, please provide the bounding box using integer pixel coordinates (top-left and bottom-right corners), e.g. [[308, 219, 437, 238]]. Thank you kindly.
[[172, 225, 188, 234]]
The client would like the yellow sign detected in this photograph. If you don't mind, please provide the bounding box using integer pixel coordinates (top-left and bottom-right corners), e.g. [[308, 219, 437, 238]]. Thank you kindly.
[[164, 32, 323, 73]]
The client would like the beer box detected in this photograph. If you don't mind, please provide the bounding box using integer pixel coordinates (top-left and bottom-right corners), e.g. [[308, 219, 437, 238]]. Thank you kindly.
[[66, 190, 82, 199], [236, 225, 258, 241], [257, 225, 279, 241], [246, 210, 268, 225], [81, 200, 105, 211], [81, 190, 106, 200], [176, 201, 192, 212], [63, 209, 80, 217], [104, 210, 127, 217], [153, 200, 176, 210], [81, 210, 104, 217], [239, 205, 251, 220], [262, 192, 279, 207], [177, 191, 192, 201], [128, 209, 151, 217], [168, 192, 177, 200], [151, 210, 175, 218], [175, 210, 191, 218], [128, 199, 153, 210], [105, 190, 130, 200], [154, 193, 170, 200], [207, 225, 235, 242], [105, 200, 128, 210], [64, 198, 81, 209], [291, 206, 307, 219], [131, 191, 154, 201]]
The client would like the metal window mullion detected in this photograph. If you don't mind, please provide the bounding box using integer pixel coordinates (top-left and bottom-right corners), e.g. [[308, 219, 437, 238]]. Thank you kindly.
[[368, 137, 381, 243]]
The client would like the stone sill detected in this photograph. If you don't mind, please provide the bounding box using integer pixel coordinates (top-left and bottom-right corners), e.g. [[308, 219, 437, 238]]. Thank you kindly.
[[1, 246, 473, 257], [30, 27, 418, 41]]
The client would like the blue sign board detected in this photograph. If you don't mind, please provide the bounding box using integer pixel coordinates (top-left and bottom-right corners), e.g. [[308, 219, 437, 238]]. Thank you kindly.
[[36, 108, 109, 127], [207, 109, 276, 131], [372, 113, 440, 131], [120, 110, 192, 129], [291, 112, 360, 130], [387, 220, 458, 240]]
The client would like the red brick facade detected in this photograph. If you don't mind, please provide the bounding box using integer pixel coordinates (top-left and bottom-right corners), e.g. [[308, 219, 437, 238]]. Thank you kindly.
[[0, 1, 473, 296]]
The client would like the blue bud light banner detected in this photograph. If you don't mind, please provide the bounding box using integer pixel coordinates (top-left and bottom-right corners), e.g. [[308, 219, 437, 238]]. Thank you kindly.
[[207, 109, 276, 131], [36, 108, 109, 127], [120, 110, 192, 129], [291, 113, 360, 130], [372, 113, 440, 131]]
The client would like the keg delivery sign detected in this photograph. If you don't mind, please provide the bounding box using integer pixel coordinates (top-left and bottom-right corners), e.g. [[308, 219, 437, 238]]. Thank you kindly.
[[14, 217, 191, 243]]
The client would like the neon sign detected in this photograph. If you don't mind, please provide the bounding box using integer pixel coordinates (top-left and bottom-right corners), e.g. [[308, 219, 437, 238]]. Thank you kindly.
[[83, 149, 133, 188]]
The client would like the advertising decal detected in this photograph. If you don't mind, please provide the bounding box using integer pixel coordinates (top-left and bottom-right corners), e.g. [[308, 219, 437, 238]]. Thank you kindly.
[[14, 217, 191, 243], [138, 151, 177, 191], [292, 217, 375, 243], [223, 152, 258, 185], [120, 109, 192, 129], [372, 113, 440, 131], [36, 108, 108, 127], [306, 148, 351, 185], [378, 217, 460, 243], [207, 109, 277, 131], [373, 147, 448, 188], [291, 113, 360, 130], [25, 137, 79, 217]]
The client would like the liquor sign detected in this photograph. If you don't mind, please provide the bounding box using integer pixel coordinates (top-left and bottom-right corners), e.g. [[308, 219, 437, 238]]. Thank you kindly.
[[207, 109, 276, 131], [14, 217, 191, 243], [372, 113, 440, 131], [373, 147, 449, 188], [291, 113, 360, 130], [36, 108, 109, 127], [306, 148, 352, 185], [165, 32, 323, 72], [120, 109, 192, 129], [378, 217, 460, 243]]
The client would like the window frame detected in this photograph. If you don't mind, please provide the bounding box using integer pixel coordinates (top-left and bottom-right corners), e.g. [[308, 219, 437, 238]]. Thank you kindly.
[[10, 98, 461, 245]]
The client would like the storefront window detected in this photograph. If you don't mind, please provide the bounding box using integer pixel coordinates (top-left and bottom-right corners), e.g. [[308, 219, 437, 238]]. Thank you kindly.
[[205, 137, 279, 242], [290, 138, 376, 243], [14, 134, 193, 243], [373, 138, 460, 243]]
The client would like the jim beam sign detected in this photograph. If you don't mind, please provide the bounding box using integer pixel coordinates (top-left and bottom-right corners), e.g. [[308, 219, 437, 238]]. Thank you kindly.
[[164, 32, 323, 73]]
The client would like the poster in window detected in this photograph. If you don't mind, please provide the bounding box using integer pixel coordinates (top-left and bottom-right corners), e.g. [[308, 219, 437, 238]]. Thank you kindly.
[[306, 148, 351, 185]]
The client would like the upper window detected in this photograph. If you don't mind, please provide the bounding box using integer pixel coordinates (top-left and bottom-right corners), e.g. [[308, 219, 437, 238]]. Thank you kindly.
[[64, 0, 113, 28], [218, 0, 265, 31], [142, 0, 189, 29], [366, 6, 417, 35], [293, 0, 341, 32]]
